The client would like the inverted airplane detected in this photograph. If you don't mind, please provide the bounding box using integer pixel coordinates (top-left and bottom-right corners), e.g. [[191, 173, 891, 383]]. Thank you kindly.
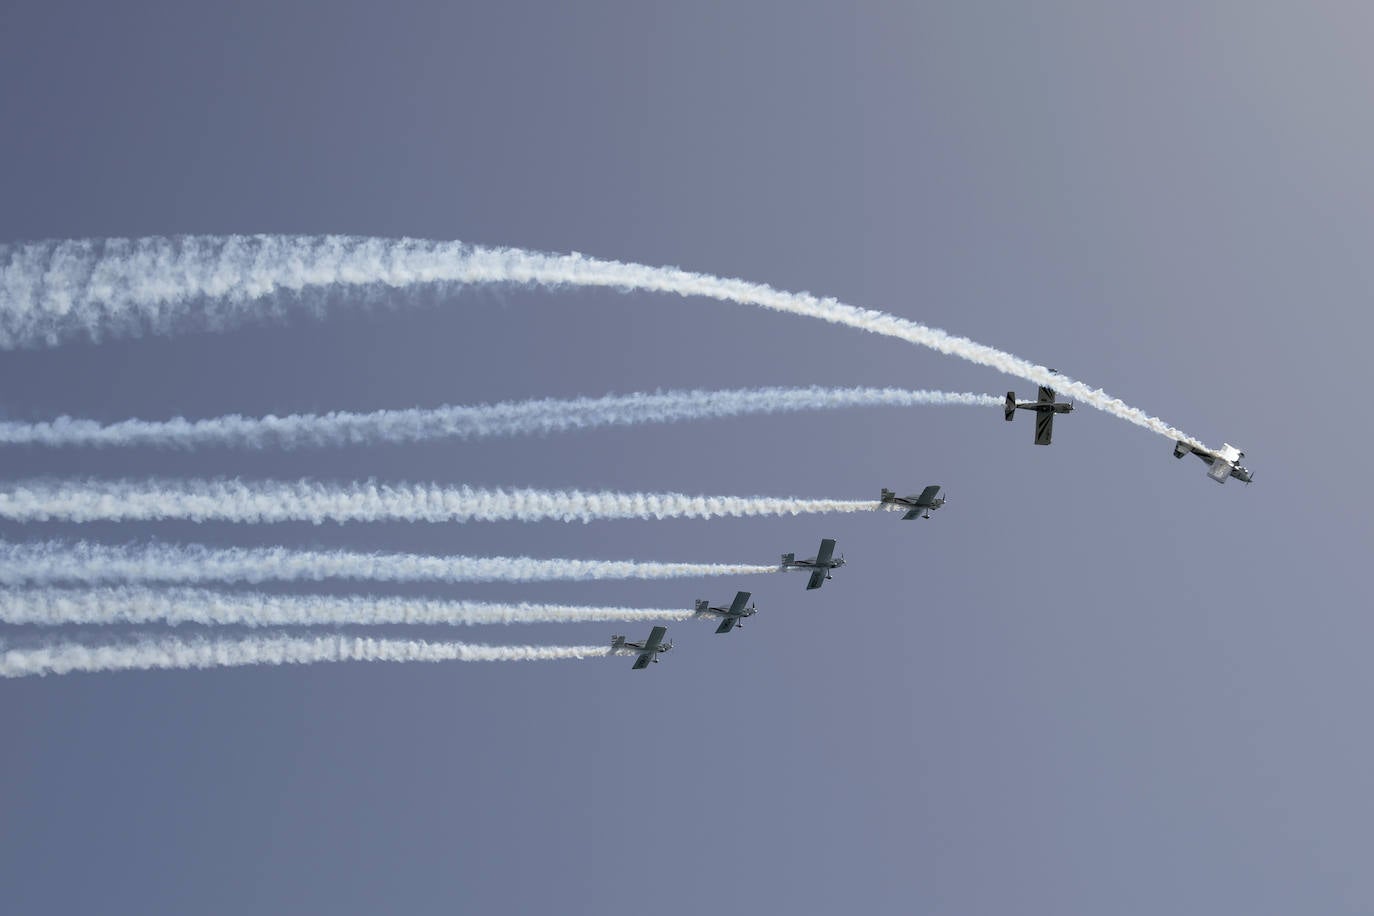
[[781, 538, 845, 590], [880, 486, 945, 520], [1173, 441, 1253, 484], [1005, 383, 1073, 445], [693, 591, 757, 634], [611, 625, 673, 669]]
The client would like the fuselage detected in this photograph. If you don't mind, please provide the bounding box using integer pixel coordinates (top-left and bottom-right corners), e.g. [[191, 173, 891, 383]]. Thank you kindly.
[[787, 557, 843, 570], [1016, 401, 1073, 414]]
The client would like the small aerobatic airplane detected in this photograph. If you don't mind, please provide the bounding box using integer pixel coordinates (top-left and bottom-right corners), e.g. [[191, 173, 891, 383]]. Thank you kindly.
[[1005, 382, 1074, 445], [611, 626, 674, 669], [880, 486, 945, 520], [693, 591, 757, 634], [781, 538, 845, 590], [1173, 441, 1253, 484]]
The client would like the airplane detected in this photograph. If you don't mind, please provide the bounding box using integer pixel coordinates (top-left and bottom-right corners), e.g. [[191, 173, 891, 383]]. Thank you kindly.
[[611, 625, 674, 669], [880, 486, 945, 520], [1005, 381, 1074, 445], [1173, 441, 1253, 484], [693, 591, 757, 634], [781, 538, 845, 590]]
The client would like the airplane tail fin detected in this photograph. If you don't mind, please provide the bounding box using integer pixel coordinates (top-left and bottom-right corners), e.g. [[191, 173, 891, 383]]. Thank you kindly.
[[1004, 392, 1017, 420], [1173, 441, 1191, 459], [694, 600, 709, 615], [780, 552, 795, 567], [880, 488, 895, 502], [610, 635, 626, 650]]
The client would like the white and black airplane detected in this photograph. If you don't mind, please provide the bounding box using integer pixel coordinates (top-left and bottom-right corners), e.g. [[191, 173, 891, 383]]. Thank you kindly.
[[693, 591, 757, 634], [611, 626, 673, 669], [781, 538, 845, 590], [880, 486, 945, 520], [1173, 441, 1253, 484], [1005, 384, 1074, 445]]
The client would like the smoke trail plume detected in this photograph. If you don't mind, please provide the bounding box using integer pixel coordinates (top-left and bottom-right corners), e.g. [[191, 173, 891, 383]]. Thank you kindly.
[[0, 479, 879, 525], [0, 236, 1206, 447], [0, 386, 1001, 450], [0, 633, 611, 678], [0, 586, 692, 627], [0, 539, 780, 586]]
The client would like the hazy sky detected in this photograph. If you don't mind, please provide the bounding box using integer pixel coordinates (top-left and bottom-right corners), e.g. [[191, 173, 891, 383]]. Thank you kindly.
[[2, 3, 1371, 913]]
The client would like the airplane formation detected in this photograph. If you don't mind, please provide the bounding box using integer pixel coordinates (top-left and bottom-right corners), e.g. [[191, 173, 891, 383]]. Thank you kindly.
[[0, 237, 1255, 680], [613, 376, 1252, 670]]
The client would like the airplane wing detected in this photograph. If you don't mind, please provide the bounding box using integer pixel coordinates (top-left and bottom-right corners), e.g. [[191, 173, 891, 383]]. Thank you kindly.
[[915, 485, 942, 507], [1034, 410, 1055, 445], [1038, 385, 1056, 403], [641, 626, 667, 652], [814, 539, 836, 566], [902, 508, 923, 521], [806, 569, 826, 590], [727, 592, 751, 617], [715, 617, 738, 634], [631, 653, 653, 669]]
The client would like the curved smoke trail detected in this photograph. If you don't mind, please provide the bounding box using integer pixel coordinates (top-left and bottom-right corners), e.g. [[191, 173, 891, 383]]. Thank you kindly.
[[0, 633, 611, 678], [0, 539, 780, 586], [0, 386, 1001, 450], [0, 236, 1206, 447], [0, 478, 880, 524], [0, 586, 692, 627]]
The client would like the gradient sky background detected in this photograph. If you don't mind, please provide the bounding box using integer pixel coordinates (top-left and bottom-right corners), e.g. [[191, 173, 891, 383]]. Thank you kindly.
[[2, 2, 1371, 913]]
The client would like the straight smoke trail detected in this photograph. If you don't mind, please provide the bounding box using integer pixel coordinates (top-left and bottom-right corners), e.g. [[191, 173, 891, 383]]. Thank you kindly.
[[0, 539, 780, 586], [0, 633, 611, 678], [0, 479, 879, 525], [0, 586, 693, 627], [0, 236, 1206, 447], [0, 386, 1001, 450]]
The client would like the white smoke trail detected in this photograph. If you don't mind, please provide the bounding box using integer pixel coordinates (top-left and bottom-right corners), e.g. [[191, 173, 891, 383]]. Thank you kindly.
[[0, 236, 1206, 447], [0, 633, 611, 678], [0, 539, 780, 586], [0, 586, 693, 627], [0, 479, 879, 525], [0, 386, 1001, 450]]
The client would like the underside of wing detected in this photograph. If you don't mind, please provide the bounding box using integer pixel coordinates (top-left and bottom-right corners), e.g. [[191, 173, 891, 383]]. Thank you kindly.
[[916, 485, 941, 506], [728, 592, 751, 616], [715, 617, 738, 634], [1038, 385, 1056, 404], [632, 653, 652, 669], [814, 539, 836, 566], [806, 569, 826, 590], [902, 508, 922, 520], [641, 626, 667, 652], [1034, 410, 1054, 445]]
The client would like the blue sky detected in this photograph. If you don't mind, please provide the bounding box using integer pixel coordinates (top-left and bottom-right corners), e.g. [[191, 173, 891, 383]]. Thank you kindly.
[[2, 3, 1371, 913]]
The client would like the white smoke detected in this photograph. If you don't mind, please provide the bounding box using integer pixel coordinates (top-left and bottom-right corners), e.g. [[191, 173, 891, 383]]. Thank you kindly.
[[0, 586, 693, 627], [0, 386, 1001, 450], [0, 633, 612, 678], [0, 478, 880, 524], [0, 538, 781, 586], [0, 236, 1207, 447]]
